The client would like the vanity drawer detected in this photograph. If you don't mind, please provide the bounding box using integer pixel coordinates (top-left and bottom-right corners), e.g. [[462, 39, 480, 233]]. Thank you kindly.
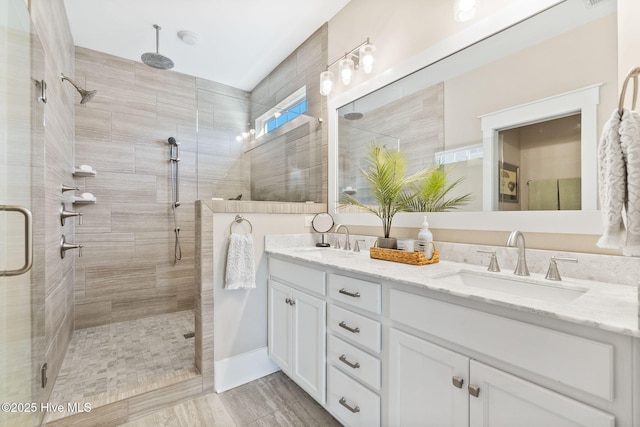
[[389, 289, 614, 401], [328, 366, 380, 427], [269, 257, 325, 296], [329, 305, 381, 353], [328, 274, 381, 314], [328, 335, 381, 391]]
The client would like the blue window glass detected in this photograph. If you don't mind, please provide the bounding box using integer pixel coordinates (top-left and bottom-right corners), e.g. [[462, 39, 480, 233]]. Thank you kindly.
[[265, 98, 307, 134]]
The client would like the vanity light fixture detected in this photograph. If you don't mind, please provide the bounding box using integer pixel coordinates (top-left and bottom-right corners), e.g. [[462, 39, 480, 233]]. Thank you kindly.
[[454, 0, 478, 22], [320, 38, 376, 96]]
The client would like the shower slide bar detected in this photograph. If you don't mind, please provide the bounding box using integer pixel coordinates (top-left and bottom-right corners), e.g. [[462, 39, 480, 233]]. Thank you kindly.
[[168, 137, 182, 262], [0, 205, 33, 276]]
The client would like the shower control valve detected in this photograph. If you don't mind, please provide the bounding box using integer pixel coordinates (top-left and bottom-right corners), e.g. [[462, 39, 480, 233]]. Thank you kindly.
[[60, 235, 83, 259], [60, 203, 83, 226]]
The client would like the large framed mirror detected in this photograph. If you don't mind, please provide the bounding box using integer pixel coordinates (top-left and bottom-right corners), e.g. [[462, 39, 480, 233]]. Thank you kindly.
[[328, 0, 616, 234]]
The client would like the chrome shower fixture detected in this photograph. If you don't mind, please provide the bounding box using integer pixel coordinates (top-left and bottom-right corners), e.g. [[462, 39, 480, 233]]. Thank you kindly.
[[60, 74, 97, 105], [141, 24, 174, 70]]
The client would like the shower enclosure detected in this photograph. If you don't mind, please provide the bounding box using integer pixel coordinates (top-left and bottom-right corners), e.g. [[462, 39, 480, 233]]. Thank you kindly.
[[1, 0, 46, 425]]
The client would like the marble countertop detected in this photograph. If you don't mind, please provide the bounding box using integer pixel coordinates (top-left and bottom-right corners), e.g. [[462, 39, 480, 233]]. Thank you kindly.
[[266, 244, 639, 338]]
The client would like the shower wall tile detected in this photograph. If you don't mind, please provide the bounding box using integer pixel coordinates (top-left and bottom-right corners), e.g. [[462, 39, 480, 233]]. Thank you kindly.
[[111, 113, 178, 146], [75, 140, 136, 175], [76, 47, 135, 85], [249, 24, 328, 203], [74, 298, 112, 329], [30, 0, 77, 412], [74, 107, 112, 142], [134, 62, 196, 96], [90, 172, 157, 203], [84, 263, 157, 297], [110, 289, 178, 323]]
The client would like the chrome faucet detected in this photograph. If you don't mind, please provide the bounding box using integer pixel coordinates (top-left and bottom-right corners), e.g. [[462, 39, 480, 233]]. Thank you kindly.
[[506, 230, 529, 276], [334, 224, 351, 250]]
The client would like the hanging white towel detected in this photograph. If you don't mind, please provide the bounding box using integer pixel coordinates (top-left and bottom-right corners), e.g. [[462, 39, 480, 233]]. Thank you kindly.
[[225, 233, 256, 289], [619, 109, 640, 256], [597, 109, 626, 249]]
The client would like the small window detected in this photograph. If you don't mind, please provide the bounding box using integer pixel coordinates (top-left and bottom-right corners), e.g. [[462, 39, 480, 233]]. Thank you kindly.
[[256, 87, 307, 138], [264, 99, 307, 134]]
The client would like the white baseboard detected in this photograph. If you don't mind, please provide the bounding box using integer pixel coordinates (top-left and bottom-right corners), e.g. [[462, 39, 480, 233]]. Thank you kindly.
[[214, 347, 280, 393]]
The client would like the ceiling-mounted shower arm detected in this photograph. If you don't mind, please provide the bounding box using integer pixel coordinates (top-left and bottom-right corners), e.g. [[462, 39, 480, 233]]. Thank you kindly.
[[153, 24, 161, 54]]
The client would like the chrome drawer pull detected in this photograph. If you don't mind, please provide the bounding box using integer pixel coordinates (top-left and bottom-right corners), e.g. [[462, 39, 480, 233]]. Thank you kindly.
[[339, 354, 361, 369], [452, 376, 464, 388], [339, 288, 361, 298], [468, 384, 480, 398], [339, 321, 360, 334], [339, 397, 360, 413]]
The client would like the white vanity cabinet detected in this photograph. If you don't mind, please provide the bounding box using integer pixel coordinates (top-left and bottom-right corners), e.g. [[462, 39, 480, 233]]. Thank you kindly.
[[267, 259, 326, 404], [267, 253, 634, 427], [326, 273, 382, 427], [389, 328, 615, 427], [389, 289, 619, 427]]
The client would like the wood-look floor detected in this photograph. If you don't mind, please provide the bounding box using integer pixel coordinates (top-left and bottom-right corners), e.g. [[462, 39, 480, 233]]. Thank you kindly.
[[119, 371, 342, 426]]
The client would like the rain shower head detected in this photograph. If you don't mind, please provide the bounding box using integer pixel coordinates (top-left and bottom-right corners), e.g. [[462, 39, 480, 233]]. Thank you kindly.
[[60, 74, 97, 105], [343, 112, 364, 120], [141, 24, 174, 70]]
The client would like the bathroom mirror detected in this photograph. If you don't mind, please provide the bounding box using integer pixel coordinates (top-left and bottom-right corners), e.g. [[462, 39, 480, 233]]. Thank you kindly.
[[328, 0, 615, 234]]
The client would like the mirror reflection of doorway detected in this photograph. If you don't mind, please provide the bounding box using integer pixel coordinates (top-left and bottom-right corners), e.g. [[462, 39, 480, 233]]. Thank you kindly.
[[497, 114, 582, 211]]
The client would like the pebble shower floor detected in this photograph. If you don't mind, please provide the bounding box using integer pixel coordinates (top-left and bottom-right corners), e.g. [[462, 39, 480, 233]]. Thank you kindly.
[[49, 310, 195, 406]]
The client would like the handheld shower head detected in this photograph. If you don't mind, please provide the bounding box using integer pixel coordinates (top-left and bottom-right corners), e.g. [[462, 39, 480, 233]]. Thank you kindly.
[[61, 74, 97, 104]]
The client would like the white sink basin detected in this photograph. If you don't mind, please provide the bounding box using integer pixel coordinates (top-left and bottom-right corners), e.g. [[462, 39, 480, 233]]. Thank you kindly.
[[440, 271, 587, 303], [297, 247, 358, 259]]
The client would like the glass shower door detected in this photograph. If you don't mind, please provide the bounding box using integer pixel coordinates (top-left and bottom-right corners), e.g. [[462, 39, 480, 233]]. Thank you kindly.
[[1, 0, 45, 425]]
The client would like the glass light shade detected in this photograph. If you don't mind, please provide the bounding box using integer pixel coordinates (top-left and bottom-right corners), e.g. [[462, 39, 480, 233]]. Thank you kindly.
[[454, 0, 477, 22], [339, 57, 355, 85], [359, 43, 376, 74], [320, 70, 334, 96]]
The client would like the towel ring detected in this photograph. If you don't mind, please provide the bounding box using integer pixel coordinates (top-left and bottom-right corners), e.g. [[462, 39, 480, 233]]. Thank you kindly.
[[231, 214, 252, 234], [618, 66, 640, 117]]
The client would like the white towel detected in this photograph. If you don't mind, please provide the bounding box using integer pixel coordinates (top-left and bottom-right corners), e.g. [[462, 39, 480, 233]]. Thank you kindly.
[[597, 109, 627, 249], [619, 109, 640, 255], [225, 233, 256, 289], [597, 108, 640, 255]]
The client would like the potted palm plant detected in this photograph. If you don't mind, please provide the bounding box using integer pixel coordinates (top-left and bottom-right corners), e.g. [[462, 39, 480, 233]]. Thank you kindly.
[[340, 144, 472, 248], [406, 165, 473, 212], [340, 144, 428, 248]]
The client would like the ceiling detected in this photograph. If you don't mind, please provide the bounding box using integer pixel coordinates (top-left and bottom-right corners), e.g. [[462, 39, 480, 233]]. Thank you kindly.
[[63, 0, 351, 91]]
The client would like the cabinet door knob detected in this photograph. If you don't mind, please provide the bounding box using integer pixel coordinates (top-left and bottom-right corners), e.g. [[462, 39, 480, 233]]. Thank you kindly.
[[289, 299, 295, 306], [339, 288, 361, 298], [339, 354, 361, 369], [338, 397, 360, 413], [468, 384, 480, 398], [338, 321, 360, 334], [285, 297, 290, 305], [452, 376, 464, 388]]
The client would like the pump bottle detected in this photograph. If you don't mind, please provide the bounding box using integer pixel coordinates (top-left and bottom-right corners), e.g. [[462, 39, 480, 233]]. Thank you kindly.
[[417, 216, 434, 259]]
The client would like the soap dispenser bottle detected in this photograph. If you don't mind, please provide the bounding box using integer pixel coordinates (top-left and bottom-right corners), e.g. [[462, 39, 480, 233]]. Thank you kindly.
[[417, 216, 434, 259]]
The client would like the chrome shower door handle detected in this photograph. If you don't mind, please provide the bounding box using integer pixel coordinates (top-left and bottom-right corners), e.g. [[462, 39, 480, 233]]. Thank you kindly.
[[1, 205, 33, 276]]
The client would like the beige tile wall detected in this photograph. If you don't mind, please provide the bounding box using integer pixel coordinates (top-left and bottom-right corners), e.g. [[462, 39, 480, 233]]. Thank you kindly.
[[72, 47, 255, 329], [249, 24, 328, 203], [27, 0, 76, 421]]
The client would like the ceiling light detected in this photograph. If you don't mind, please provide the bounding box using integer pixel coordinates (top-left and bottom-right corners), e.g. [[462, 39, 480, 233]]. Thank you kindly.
[[319, 38, 375, 96], [177, 30, 198, 46], [454, 0, 478, 22]]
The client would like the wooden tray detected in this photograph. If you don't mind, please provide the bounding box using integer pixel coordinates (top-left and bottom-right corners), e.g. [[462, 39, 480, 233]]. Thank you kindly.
[[369, 242, 439, 266]]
